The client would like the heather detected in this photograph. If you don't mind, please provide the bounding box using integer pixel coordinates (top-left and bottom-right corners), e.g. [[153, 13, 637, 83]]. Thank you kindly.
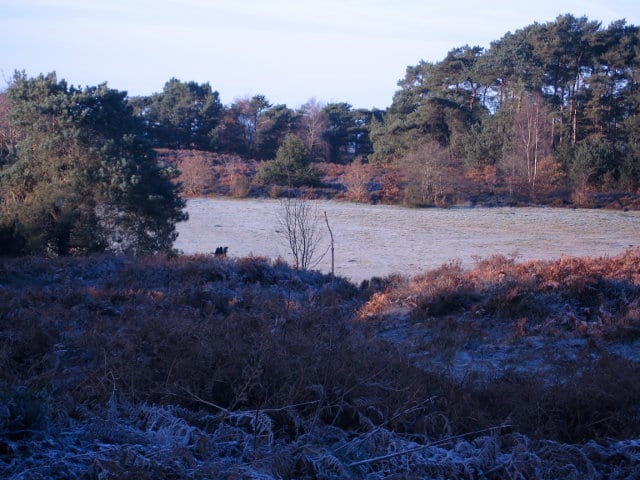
[[2, 253, 640, 478]]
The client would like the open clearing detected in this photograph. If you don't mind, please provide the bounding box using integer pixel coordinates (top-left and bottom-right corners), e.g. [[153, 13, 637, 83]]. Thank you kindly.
[[176, 198, 640, 282]]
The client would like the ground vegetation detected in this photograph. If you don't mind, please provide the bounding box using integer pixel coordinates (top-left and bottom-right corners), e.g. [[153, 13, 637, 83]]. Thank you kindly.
[[2, 252, 640, 478]]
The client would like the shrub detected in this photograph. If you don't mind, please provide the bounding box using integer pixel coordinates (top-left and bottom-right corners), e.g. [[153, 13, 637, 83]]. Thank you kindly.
[[3, 252, 640, 478], [230, 172, 251, 198], [177, 151, 215, 196], [343, 157, 372, 202]]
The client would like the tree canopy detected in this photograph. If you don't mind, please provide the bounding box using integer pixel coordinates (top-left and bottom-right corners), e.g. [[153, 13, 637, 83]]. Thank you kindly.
[[131, 78, 223, 150], [3, 14, 640, 217], [370, 14, 640, 196], [0, 72, 187, 256]]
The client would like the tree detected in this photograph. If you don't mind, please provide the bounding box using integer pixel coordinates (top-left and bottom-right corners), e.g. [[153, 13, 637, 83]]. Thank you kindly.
[[400, 141, 462, 206], [461, 113, 510, 170], [432, 45, 485, 111], [254, 104, 296, 160], [141, 78, 223, 150], [297, 99, 330, 162], [258, 133, 320, 187], [371, 14, 640, 198], [371, 50, 485, 164], [320, 103, 377, 163], [211, 95, 271, 158], [503, 93, 553, 195], [324, 103, 355, 163], [210, 105, 251, 157], [568, 138, 619, 190], [277, 196, 326, 270], [0, 72, 187, 256]]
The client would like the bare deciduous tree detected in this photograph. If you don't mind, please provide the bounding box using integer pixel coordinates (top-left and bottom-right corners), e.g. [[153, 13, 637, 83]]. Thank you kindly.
[[503, 93, 553, 196], [401, 141, 460, 206], [297, 99, 330, 162], [277, 197, 327, 271]]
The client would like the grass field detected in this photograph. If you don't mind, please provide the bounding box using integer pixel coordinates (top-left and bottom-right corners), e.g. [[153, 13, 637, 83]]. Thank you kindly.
[[175, 198, 640, 282]]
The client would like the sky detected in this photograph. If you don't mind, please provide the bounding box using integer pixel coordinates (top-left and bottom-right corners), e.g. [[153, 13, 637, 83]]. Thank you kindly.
[[1, 0, 639, 110]]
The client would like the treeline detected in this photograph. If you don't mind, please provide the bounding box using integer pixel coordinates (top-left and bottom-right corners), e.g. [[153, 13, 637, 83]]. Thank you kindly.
[[124, 14, 640, 205], [372, 14, 640, 205], [2, 13, 640, 256], [128, 85, 382, 164]]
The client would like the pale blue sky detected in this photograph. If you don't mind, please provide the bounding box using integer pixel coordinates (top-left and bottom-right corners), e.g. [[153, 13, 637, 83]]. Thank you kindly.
[[1, 0, 639, 109]]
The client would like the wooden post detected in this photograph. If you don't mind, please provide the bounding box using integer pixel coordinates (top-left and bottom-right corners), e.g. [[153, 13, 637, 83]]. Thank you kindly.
[[324, 211, 334, 277]]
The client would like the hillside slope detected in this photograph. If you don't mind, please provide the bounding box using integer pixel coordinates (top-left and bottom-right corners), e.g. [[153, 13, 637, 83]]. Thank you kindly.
[[2, 253, 640, 478]]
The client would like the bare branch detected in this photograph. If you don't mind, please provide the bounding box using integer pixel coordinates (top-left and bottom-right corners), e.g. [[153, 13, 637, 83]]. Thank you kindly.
[[277, 197, 327, 270]]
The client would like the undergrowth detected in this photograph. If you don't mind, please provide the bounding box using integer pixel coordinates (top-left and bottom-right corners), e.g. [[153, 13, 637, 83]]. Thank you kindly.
[[1, 252, 640, 478], [360, 251, 640, 339]]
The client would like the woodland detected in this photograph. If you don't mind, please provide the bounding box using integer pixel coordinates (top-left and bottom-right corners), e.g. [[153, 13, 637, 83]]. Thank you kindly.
[[114, 14, 640, 208], [2, 13, 640, 479], [3, 15, 640, 256]]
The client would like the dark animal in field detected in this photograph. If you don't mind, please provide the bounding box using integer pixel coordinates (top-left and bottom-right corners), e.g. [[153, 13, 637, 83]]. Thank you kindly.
[[214, 246, 228, 257]]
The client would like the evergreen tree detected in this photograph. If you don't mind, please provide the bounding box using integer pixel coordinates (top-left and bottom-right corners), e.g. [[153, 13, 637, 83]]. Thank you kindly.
[[140, 78, 223, 149], [0, 72, 187, 256], [258, 133, 320, 187], [254, 104, 297, 160]]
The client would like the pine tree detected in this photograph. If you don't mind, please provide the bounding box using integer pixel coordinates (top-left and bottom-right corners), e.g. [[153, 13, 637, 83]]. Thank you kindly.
[[0, 72, 187, 256]]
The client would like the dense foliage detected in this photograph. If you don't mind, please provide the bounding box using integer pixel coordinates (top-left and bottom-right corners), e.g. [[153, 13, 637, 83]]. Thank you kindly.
[[130, 83, 381, 165], [258, 133, 321, 187], [0, 72, 187, 256], [2, 253, 640, 477], [371, 15, 640, 199], [123, 14, 640, 205], [130, 78, 224, 150]]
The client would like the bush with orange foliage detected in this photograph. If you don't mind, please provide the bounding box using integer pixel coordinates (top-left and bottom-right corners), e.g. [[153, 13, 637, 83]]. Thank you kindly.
[[360, 250, 640, 339]]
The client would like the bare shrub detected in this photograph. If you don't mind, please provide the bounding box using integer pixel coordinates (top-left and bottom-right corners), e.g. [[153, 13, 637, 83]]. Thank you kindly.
[[361, 249, 640, 339], [176, 151, 215, 196], [399, 142, 462, 207], [535, 156, 567, 196], [379, 169, 402, 203], [343, 157, 372, 202], [230, 174, 251, 198], [466, 164, 499, 196], [224, 157, 252, 198], [268, 184, 286, 198], [277, 197, 327, 270]]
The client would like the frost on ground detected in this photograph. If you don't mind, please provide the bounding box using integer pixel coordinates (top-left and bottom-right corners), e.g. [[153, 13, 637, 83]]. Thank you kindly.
[[175, 198, 640, 282], [4, 399, 640, 479], [2, 253, 640, 478]]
